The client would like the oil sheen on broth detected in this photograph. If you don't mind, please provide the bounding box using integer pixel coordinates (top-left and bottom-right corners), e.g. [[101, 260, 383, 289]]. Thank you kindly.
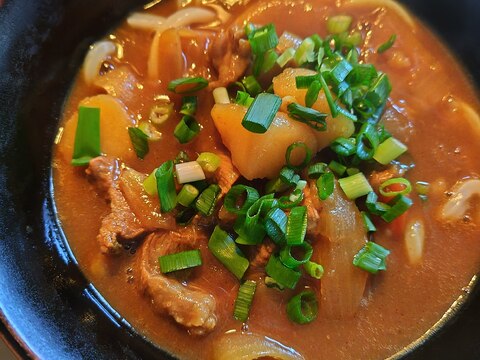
[[52, 0, 480, 359]]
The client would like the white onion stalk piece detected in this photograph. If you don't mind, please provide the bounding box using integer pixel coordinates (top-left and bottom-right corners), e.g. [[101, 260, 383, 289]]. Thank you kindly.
[[127, 12, 166, 30], [83, 41, 116, 85], [175, 161, 206, 184], [441, 179, 480, 221], [212, 332, 304, 360], [344, 0, 414, 27], [404, 219, 425, 265], [148, 7, 216, 79], [213, 87, 230, 104]]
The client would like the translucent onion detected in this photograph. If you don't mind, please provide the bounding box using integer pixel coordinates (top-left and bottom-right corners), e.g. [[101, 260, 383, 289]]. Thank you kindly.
[[127, 12, 166, 30], [404, 219, 425, 265], [211, 332, 305, 360], [175, 161, 206, 184], [83, 41, 116, 85], [441, 179, 480, 221]]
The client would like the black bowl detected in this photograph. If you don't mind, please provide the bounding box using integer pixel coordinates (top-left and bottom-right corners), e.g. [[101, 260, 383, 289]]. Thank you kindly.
[[0, 0, 479, 359]]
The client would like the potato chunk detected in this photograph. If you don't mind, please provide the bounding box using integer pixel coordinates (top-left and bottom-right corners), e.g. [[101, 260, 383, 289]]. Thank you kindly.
[[211, 104, 317, 180], [273, 68, 355, 149], [57, 94, 136, 163]]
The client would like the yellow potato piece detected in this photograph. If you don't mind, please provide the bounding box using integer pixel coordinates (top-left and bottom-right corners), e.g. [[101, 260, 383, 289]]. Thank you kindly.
[[57, 94, 136, 163], [211, 103, 317, 180], [273, 68, 355, 149]]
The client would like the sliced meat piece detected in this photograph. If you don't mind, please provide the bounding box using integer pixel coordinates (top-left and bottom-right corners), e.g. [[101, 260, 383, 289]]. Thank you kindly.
[[137, 228, 217, 335], [87, 156, 146, 254], [214, 152, 240, 196]]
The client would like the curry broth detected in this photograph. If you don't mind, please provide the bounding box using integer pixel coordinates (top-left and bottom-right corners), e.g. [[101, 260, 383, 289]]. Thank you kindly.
[[53, 0, 480, 359]]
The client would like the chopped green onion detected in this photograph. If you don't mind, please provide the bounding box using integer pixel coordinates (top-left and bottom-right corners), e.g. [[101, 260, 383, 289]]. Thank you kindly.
[[265, 255, 301, 289], [347, 63, 378, 87], [361, 211, 376, 232], [353, 241, 390, 274], [346, 167, 360, 176], [242, 93, 282, 134], [289, 180, 306, 202], [149, 102, 173, 125], [138, 121, 162, 141], [328, 160, 346, 176], [367, 73, 391, 107], [265, 177, 289, 194], [330, 137, 356, 157], [224, 185, 260, 215], [295, 74, 320, 89], [245, 194, 277, 233], [128, 127, 149, 160], [294, 37, 315, 66], [287, 103, 327, 131], [71, 106, 101, 166], [234, 216, 265, 245], [235, 91, 254, 106], [308, 162, 328, 179], [175, 161, 205, 184], [415, 181, 430, 196], [174, 150, 190, 164], [195, 184, 220, 216], [317, 172, 335, 200], [381, 194, 413, 222], [259, 49, 279, 75], [319, 72, 339, 118], [143, 169, 158, 196], [213, 87, 230, 105], [279, 167, 300, 186], [304, 261, 324, 279], [286, 206, 307, 245], [327, 15, 353, 34], [179, 96, 197, 116], [278, 188, 304, 209], [177, 184, 199, 207], [276, 47, 295, 68], [338, 172, 373, 200], [242, 75, 262, 97], [305, 80, 322, 108], [309, 34, 323, 50], [280, 241, 313, 269], [285, 142, 313, 171], [174, 116, 201, 144], [377, 34, 397, 54], [168, 77, 208, 94], [234, 280, 257, 322], [264, 208, 288, 245], [356, 122, 380, 160], [373, 137, 408, 165], [365, 191, 391, 216], [196, 152, 221, 173], [328, 59, 354, 85], [248, 23, 279, 55], [286, 291, 318, 324], [158, 249, 202, 274], [265, 276, 285, 290], [379, 178, 412, 197], [156, 160, 177, 212], [208, 226, 249, 280]]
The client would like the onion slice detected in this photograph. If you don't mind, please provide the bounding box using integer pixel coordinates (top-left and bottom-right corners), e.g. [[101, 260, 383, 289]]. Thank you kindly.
[[83, 41, 116, 85], [404, 219, 425, 265], [441, 179, 480, 221], [211, 332, 304, 360]]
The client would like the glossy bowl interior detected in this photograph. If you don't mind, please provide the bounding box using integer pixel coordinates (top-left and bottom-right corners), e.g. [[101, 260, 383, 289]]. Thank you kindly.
[[0, 0, 479, 359]]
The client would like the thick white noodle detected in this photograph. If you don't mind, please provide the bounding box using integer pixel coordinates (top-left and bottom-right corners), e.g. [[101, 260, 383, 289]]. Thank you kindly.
[[343, 0, 415, 27], [441, 179, 480, 221], [127, 13, 166, 30], [211, 332, 304, 360], [404, 219, 425, 265], [83, 41, 116, 85], [147, 7, 216, 79]]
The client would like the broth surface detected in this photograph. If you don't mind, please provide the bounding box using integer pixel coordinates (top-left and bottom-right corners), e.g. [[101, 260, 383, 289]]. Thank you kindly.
[[53, 0, 480, 359]]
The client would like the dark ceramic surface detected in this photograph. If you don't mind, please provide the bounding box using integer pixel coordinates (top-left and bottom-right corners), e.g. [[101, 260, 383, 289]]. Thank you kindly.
[[0, 0, 478, 359]]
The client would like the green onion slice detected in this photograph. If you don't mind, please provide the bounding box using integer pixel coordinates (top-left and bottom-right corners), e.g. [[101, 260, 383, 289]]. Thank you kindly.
[[305, 80, 322, 108], [285, 142, 313, 170], [71, 106, 101, 166], [225, 185, 260, 215], [373, 136, 407, 165], [304, 261, 324, 279], [278, 189, 304, 209], [195, 184, 220, 216], [242, 93, 282, 134], [356, 122, 380, 160], [365, 191, 391, 216], [174, 115, 201, 144], [168, 77, 208, 94], [308, 162, 328, 179], [361, 211, 377, 232], [128, 127, 149, 160], [353, 241, 390, 274], [180, 96, 198, 116], [208, 226, 249, 280], [286, 291, 318, 324], [264, 208, 288, 245], [317, 172, 335, 200], [319, 72, 339, 117], [295, 74, 320, 89], [377, 34, 397, 54], [143, 169, 158, 196], [280, 242, 313, 268], [248, 23, 279, 55], [196, 152, 221, 173], [265, 255, 301, 289], [328, 160, 346, 176], [287, 103, 327, 131], [155, 160, 177, 213], [330, 137, 356, 157], [233, 280, 257, 322], [286, 206, 307, 245], [280, 167, 300, 186], [338, 172, 373, 200], [242, 75, 262, 97], [158, 249, 202, 274], [235, 91, 255, 106], [379, 178, 412, 197], [381, 194, 413, 222], [177, 184, 199, 207], [327, 15, 353, 34]]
